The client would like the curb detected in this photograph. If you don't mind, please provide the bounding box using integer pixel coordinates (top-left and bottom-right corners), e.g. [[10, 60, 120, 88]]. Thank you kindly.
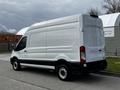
[[97, 71, 120, 78]]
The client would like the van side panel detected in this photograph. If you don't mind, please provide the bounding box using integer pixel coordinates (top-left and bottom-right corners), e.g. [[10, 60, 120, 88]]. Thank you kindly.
[[10, 15, 107, 75], [25, 30, 46, 60], [46, 22, 81, 62]]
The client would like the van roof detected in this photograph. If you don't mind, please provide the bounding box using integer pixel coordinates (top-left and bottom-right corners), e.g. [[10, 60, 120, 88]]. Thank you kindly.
[[28, 14, 86, 31], [17, 27, 29, 35]]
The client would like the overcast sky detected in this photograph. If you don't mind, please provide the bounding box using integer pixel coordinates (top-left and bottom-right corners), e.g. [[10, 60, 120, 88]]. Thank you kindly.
[[0, 0, 104, 32]]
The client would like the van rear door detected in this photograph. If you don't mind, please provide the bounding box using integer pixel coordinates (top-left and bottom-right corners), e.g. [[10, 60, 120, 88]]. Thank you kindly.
[[83, 15, 105, 63]]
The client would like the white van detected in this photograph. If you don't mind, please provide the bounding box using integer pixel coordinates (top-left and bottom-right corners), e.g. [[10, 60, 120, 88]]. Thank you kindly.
[[10, 14, 107, 80]]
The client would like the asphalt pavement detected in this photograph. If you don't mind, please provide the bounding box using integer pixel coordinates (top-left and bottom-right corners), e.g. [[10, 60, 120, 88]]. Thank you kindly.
[[0, 53, 120, 90]]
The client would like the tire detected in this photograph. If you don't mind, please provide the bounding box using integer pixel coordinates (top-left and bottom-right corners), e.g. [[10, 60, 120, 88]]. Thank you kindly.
[[57, 65, 71, 81], [12, 59, 21, 71]]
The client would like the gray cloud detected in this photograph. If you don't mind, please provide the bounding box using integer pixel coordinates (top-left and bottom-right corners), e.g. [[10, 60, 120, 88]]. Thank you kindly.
[[0, 0, 103, 31]]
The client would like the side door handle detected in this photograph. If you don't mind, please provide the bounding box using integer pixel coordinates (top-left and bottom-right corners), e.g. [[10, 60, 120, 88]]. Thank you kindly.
[[24, 50, 27, 52]]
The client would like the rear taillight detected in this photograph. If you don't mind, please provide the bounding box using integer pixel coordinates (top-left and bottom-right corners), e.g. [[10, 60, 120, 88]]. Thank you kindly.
[[80, 46, 86, 64]]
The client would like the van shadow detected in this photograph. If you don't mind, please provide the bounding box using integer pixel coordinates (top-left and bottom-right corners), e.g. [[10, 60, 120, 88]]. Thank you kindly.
[[72, 74, 104, 83], [21, 66, 104, 83]]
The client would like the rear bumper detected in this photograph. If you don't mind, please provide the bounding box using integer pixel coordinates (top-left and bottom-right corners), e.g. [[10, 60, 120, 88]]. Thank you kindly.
[[70, 60, 107, 74]]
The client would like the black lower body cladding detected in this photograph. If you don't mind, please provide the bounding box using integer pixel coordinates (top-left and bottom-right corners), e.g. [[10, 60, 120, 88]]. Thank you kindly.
[[69, 60, 107, 74], [10, 57, 107, 73]]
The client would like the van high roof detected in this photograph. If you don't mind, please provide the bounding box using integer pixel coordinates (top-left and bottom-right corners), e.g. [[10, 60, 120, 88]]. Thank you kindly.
[[28, 14, 86, 31]]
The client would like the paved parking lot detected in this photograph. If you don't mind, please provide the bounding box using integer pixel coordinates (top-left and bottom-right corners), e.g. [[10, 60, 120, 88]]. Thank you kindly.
[[0, 53, 11, 61], [0, 53, 120, 90]]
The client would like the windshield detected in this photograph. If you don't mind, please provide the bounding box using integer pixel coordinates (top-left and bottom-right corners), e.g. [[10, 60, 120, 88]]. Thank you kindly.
[[15, 37, 27, 51]]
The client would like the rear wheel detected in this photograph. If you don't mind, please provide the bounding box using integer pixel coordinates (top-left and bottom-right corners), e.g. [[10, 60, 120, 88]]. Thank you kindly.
[[12, 59, 21, 71], [57, 65, 71, 81]]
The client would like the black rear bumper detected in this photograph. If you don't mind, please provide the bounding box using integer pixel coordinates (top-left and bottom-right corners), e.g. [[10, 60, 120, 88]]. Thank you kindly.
[[70, 60, 107, 74]]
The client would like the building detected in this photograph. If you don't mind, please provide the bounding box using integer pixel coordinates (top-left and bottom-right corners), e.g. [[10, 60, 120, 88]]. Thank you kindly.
[[0, 33, 22, 52], [0, 26, 30, 52], [99, 13, 120, 56], [0, 34, 21, 43]]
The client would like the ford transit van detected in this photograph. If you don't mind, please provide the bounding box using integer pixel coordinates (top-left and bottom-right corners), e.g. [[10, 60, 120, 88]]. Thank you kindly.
[[10, 14, 107, 80]]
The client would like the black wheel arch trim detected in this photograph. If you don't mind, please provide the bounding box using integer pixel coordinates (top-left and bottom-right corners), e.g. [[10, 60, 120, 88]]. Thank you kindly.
[[10, 57, 18, 64]]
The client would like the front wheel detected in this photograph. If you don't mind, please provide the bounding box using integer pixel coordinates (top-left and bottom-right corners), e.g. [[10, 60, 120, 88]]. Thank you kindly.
[[12, 59, 21, 71], [57, 65, 71, 81]]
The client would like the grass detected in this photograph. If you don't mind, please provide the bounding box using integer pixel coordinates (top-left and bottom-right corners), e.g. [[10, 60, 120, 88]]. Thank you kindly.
[[106, 57, 120, 74]]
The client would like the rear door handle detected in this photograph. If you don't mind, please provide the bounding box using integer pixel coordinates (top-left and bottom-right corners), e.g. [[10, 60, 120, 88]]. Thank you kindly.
[[99, 49, 102, 52]]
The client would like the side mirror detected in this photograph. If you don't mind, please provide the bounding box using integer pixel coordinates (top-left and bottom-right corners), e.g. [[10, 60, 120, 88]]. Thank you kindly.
[[11, 43, 16, 50]]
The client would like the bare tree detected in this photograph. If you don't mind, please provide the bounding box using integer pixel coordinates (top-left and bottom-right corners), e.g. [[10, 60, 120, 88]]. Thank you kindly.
[[103, 0, 120, 14], [87, 8, 100, 16]]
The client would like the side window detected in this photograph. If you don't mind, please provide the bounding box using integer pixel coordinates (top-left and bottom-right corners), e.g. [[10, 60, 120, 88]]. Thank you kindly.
[[15, 37, 27, 51]]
